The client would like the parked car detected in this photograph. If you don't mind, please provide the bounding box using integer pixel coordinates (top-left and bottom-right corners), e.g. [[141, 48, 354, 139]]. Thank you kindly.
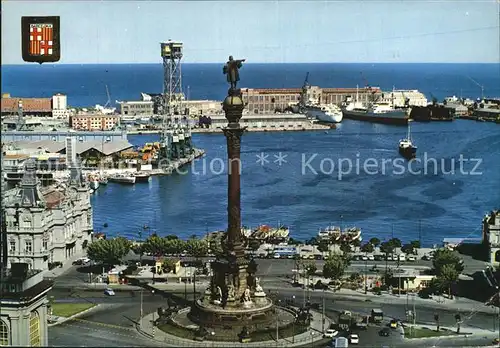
[[379, 328, 390, 337], [349, 334, 359, 344], [323, 329, 339, 338], [104, 288, 115, 296]]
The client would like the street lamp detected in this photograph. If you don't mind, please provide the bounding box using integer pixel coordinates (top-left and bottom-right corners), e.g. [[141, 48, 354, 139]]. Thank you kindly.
[[185, 271, 190, 301], [309, 330, 315, 347], [151, 290, 156, 337]]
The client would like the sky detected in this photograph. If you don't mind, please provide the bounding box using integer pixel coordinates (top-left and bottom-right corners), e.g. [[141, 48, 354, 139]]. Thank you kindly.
[[1, 0, 500, 64]]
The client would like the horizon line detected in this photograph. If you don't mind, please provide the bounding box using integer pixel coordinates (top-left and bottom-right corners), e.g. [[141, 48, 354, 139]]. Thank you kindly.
[[2, 61, 499, 67]]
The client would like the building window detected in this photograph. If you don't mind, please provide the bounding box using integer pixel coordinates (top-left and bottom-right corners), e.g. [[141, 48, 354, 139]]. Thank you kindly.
[[42, 240, 48, 251], [29, 311, 40, 346], [9, 240, 15, 253], [25, 240, 32, 253], [0, 320, 9, 346]]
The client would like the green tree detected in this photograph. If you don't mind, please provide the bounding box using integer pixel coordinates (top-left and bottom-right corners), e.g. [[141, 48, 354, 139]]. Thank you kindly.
[[165, 235, 179, 240], [436, 263, 459, 299], [142, 235, 168, 256], [369, 237, 381, 248], [87, 237, 131, 266], [248, 239, 261, 251], [303, 261, 317, 276], [401, 244, 415, 255], [410, 240, 421, 249], [317, 241, 330, 253], [432, 249, 464, 274], [162, 258, 177, 273], [323, 253, 348, 282], [185, 238, 209, 258], [210, 239, 223, 257], [165, 238, 186, 255], [340, 243, 352, 257], [380, 241, 395, 255], [360, 243, 374, 253], [388, 238, 402, 248]]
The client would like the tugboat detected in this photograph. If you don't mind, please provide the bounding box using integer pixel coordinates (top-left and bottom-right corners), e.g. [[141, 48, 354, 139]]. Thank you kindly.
[[399, 121, 417, 159]]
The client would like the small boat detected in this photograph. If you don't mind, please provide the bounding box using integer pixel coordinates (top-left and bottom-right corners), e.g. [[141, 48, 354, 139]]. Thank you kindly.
[[399, 121, 417, 160], [134, 172, 151, 183], [100, 177, 108, 185], [87, 174, 100, 190], [109, 174, 136, 184]]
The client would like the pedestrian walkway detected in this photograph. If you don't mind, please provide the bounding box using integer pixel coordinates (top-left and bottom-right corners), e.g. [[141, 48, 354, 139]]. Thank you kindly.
[[136, 310, 331, 347], [44, 250, 88, 278], [401, 323, 497, 341]]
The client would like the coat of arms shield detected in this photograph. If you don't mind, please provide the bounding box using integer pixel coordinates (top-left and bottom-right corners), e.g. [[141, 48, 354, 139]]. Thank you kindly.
[[22, 16, 60, 64]]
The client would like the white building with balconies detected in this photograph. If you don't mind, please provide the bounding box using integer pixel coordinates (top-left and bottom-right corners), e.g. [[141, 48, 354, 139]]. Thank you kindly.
[[482, 210, 500, 266], [3, 159, 93, 272]]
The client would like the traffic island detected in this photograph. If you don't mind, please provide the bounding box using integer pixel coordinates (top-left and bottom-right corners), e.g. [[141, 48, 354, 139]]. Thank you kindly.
[[51, 303, 96, 317], [404, 326, 460, 339], [138, 309, 331, 347]]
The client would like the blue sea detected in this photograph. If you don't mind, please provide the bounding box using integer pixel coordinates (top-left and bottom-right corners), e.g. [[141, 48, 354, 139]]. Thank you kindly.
[[2, 63, 500, 106], [2, 63, 500, 246]]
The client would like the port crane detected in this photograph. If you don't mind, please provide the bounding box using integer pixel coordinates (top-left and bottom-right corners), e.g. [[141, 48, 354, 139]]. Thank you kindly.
[[360, 72, 379, 103], [466, 76, 485, 100]]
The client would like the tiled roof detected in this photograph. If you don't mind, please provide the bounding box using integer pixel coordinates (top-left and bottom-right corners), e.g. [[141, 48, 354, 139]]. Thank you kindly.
[[9, 139, 133, 156], [1, 97, 52, 113]]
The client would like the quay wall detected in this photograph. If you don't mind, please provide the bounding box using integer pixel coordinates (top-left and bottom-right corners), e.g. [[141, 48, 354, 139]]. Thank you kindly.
[[1, 130, 128, 142]]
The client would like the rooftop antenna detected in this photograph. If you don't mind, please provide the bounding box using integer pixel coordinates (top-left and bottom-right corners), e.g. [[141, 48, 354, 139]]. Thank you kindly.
[[466, 76, 484, 100]]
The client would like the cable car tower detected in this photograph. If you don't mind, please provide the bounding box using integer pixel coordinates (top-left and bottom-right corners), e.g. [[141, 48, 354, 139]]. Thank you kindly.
[[159, 40, 185, 165]]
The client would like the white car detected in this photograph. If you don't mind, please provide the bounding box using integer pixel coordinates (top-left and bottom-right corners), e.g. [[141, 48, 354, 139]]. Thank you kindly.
[[323, 329, 339, 338], [367, 254, 375, 261], [104, 288, 115, 296], [349, 333, 359, 344]]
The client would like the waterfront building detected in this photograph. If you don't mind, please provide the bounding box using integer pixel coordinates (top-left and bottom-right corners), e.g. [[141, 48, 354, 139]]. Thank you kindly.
[[1, 153, 53, 347], [242, 86, 381, 114], [482, 210, 500, 266], [2, 138, 133, 172], [208, 113, 311, 130], [70, 113, 120, 131], [1, 129, 127, 142], [3, 158, 93, 271], [1, 94, 52, 118], [378, 89, 428, 107], [183, 100, 222, 116], [51, 93, 72, 119], [117, 100, 154, 117], [0, 265, 53, 346], [446, 103, 469, 116]]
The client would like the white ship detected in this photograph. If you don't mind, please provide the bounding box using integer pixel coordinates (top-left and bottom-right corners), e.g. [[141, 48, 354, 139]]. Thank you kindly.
[[304, 103, 343, 123], [297, 72, 343, 123], [109, 173, 136, 184]]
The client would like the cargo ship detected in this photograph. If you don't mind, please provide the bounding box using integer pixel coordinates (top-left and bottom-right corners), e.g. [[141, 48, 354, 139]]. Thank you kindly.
[[410, 105, 454, 122], [341, 86, 409, 125], [342, 101, 409, 125]]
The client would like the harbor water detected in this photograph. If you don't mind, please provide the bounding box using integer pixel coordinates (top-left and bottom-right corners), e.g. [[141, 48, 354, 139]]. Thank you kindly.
[[90, 119, 500, 246]]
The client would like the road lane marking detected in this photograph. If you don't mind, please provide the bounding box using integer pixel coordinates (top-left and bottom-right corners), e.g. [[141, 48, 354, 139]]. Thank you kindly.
[[70, 318, 136, 331]]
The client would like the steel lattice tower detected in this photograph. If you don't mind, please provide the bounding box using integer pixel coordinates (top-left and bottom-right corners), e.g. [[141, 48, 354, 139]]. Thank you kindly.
[[159, 40, 184, 165], [161, 40, 183, 119]]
